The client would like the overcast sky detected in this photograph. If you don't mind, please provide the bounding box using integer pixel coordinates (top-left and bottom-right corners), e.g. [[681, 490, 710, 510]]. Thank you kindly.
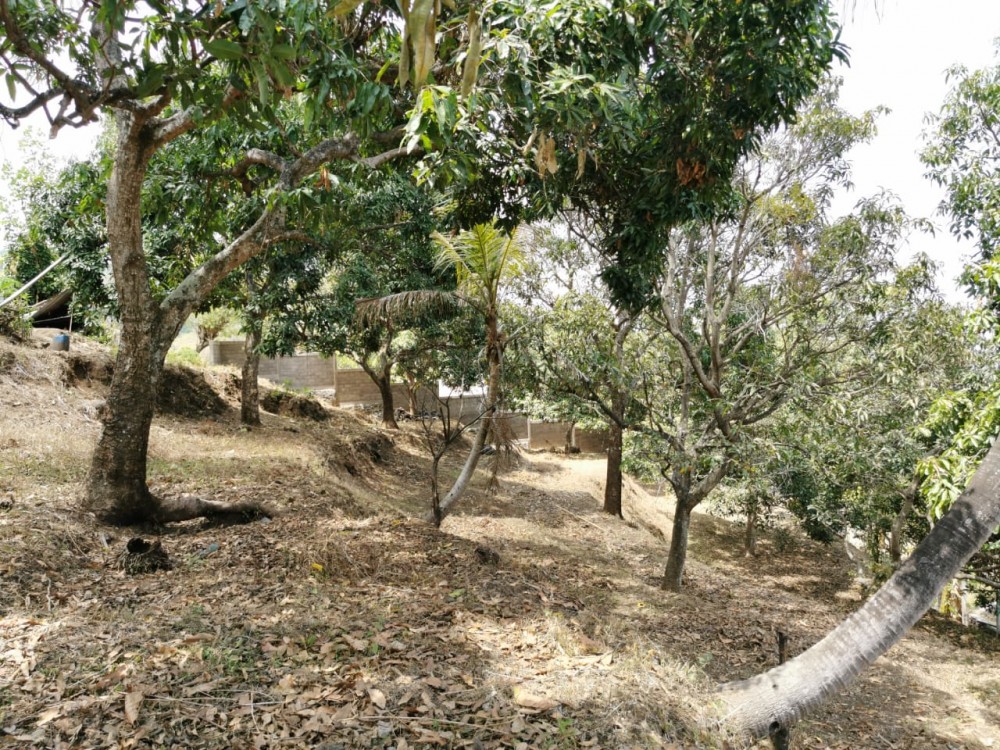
[[2, 2, 1000, 301]]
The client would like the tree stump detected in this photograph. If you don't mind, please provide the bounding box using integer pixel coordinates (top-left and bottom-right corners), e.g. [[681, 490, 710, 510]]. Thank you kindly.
[[115, 538, 171, 574]]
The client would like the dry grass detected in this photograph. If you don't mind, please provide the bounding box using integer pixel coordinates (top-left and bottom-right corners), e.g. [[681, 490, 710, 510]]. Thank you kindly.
[[2, 334, 1000, 749]]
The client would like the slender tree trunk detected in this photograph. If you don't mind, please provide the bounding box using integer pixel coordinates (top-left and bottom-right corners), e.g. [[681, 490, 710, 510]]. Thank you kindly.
[[603, 414, 624, 518], [429, 311, 501, 525], [663, 497, 692, 592], [406, 373, 420, 415], [241, 269, 262, 426], [719, 438, 1000, 741], [889, 475, 919, 566], [745, 500, 758, 557]]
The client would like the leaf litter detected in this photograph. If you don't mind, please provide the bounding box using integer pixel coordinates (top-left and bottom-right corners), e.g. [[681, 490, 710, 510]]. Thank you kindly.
[[2, 335, 1000, 749]]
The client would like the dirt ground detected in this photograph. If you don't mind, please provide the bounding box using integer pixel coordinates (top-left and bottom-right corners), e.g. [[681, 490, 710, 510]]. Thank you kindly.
[[1, 335, 999, 749]]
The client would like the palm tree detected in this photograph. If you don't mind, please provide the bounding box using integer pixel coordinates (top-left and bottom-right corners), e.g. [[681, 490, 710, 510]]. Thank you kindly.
[[358, 221, 522, 524], [719, 436, 1000, 741]]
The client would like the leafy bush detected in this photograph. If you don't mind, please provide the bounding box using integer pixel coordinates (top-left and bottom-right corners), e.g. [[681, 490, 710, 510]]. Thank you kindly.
[[0, 278, 31, 340], [166, 347, 203, 367]]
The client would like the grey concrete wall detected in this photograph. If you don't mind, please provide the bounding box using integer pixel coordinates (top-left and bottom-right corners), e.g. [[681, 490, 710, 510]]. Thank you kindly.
[[527, 420, 575, 450], [574, 428, 610, 454], [204, 339, 336, 389]]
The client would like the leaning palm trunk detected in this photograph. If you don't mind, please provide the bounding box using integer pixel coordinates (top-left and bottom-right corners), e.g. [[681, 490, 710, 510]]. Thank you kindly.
[[428, 311, 500, 525], [719, 437, 1000, 740]]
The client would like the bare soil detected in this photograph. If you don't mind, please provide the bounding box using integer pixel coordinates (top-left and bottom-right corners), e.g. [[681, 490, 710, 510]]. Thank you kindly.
[[1, 334, 998, 749]]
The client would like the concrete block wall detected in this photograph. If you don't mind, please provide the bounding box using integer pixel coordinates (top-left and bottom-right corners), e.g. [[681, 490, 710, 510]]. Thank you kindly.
[[527, 420, 575, 450], [574, 428, 610, 454], [204, 339, 336, 389], [525, 420, 609, 453]]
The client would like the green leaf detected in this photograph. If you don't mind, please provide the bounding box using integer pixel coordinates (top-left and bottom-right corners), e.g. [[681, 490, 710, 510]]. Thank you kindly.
[[204, 38, 245, 61], [5, 73, 16, 102], [270, 43, 296, 60]]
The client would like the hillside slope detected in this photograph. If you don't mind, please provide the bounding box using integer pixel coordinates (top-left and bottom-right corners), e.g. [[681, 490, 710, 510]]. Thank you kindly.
[[1, 335, 998, 749]]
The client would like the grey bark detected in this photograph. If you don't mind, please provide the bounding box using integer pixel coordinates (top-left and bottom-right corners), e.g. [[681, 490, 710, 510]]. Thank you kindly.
[[719, 438, 1000, 740]]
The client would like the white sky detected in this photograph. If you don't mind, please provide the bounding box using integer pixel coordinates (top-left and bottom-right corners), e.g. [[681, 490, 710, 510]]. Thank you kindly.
[[831, 0, 1000, 301], [2, 2, 1000, 302]]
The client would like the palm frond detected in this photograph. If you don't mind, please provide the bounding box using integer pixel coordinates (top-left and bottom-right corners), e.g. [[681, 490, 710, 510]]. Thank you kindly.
[[355, 290, 460, 328], [431, 222, 524, 308]]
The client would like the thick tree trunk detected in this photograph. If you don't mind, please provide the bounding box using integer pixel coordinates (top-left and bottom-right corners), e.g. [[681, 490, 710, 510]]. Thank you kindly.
[[241, 328, 262, 426], [719, 438, 1000, 740], [663, 499, 692, 592], [361, 357, 399, 430], [83, 116, 162, 524], [603, 416, 624, 517]]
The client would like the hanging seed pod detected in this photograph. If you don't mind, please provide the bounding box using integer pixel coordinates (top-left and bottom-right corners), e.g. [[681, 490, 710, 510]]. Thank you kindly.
[[543, 133, 558, 175], [398, 0, 411, 88], [461, 4, 482, 97], [576, 135, 587, 179], [408, 0, 436, 88], [534, 133, 549, 177]]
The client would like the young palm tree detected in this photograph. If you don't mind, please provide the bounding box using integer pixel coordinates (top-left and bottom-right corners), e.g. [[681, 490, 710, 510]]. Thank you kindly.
[[357, 221, 522, 524]]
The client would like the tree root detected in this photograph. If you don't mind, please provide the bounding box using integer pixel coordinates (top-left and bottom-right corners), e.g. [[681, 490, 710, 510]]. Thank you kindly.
[[153, 495, 275, 524]]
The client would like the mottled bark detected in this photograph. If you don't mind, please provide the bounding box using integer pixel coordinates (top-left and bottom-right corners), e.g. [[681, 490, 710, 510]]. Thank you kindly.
[[83, 115, 162, 524], [720, 438, 1000, 741], [241, 330, 262, 426], [663, 499, 692, 592], [603, 416, 624, 517], [889, 475, 920, 566]]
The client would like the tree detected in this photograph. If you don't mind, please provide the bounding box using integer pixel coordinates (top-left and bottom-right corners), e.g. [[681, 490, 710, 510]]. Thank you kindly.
[[718, 435, 1000, 740], [2, 0, 847, 524], [639, 88, 908, 591], [361, 222, 522, 524], [506, 219, 646, 517], [717, 53, 1000, 744], [0, 0, 429, 523]]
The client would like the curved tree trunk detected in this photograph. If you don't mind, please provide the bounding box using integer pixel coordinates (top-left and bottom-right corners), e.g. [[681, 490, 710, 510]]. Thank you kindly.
[[719, 438, 1000, 741], [361, 356, 399, 430], [429, 311, 501, 525], [603, 417, 624, 517]]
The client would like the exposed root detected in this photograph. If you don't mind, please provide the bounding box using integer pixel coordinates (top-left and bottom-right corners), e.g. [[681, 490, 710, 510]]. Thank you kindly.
[[153, 494, 275, 524]]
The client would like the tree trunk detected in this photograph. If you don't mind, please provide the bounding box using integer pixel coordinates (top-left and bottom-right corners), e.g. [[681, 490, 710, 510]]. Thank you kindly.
[[406, 373, 420, 415], [377, 371, 398, 429], [745, 501, 758, 557], [429, 311, 501, 525], [241, 270, 262, 426], [241, 329, 261, 426], [603, 417, 624, 518], [83, 116, 162, 524], [719, 437, 1000, 741], [889, 475, 919, 566], [663, 498, 692, 592], [360, 357, 398, 430]]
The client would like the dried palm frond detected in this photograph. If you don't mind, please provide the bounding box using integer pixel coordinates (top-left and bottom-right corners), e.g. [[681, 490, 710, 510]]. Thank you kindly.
[[355, 289, 461, 328]]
